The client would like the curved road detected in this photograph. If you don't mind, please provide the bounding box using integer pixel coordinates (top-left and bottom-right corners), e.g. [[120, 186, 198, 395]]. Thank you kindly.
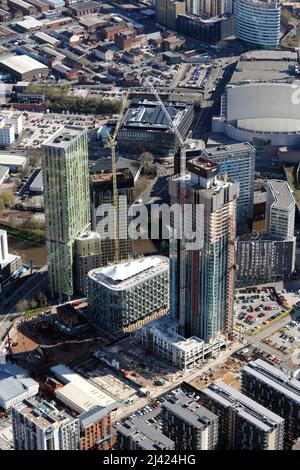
[[0, 265, 48, 342]]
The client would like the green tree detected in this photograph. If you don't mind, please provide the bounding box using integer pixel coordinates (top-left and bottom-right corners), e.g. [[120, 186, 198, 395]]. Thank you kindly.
[[0, 190, 14, 208]]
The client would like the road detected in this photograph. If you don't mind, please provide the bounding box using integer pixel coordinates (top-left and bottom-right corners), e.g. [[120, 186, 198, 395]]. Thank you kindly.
[[192, 61, 237, 139], [241, 292, 300, 369], [112, 341, 242, 423], [0, 265, 48, 343]]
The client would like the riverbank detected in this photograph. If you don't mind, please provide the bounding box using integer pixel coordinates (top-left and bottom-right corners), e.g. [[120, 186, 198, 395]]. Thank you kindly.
[[0, 223, 45, 245]]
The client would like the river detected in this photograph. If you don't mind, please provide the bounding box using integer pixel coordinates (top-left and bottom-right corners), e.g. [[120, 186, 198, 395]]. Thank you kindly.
[[7, 235, 47, 268]]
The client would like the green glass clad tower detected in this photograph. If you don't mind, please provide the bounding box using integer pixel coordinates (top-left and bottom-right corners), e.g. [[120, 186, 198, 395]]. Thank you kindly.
[[42, 126, 91, 299]]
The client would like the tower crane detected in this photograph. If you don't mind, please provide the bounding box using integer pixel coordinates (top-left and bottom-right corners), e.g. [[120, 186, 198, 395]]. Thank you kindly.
[[147, 84, 187, 179], [147, 83, 189, 333], [106, 90, 129, 262]]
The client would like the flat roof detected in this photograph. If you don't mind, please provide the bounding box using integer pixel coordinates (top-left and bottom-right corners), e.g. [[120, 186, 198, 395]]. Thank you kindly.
[[0, 153, 28, 165], [267, 179, 295, 210], [201, 380, 284, 432], [142, 316, 205, 353], [14, 398, 74, 429], [118, 415, 174, 450], [163, 391, 218, 429], [203, 142, 255, 157], [42, 125, 86, 148], [75, 230, 101, 241], [244, 359, 300, 405], [88, 256, 169, 291], [122, 99, 191, 131], [231, 51, 298, 84], [0, 55, 48, 75], [51, 364, 118, 413]]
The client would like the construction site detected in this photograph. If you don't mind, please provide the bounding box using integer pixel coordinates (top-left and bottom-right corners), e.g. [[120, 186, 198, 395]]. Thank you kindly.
[[189, 357, 244, 391]]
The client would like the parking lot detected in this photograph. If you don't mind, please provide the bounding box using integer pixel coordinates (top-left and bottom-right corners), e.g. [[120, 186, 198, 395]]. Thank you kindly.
[[263, 318, 300, 357], [179, 64, 210, 89], [18, 112, 100, 149], [235, 288, 287, 333]]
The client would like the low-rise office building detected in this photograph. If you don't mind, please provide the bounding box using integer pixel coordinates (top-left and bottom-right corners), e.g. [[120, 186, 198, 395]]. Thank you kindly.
[[137, 316, 227, 370], [87, 256, 169, 334], [118, 99, 194, 156]]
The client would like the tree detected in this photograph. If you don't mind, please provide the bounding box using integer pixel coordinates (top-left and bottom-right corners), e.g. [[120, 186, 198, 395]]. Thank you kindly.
[[139, 151, 156, 176], [37, 292, 48, 307], [29, 298, 38, 309], [0, 190, 14, 208], [15, 299, 30, 313]]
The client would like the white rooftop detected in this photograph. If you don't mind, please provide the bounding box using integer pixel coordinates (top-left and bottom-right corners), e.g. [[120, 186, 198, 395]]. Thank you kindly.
[[0, 153, 28, 166], [0, 55, 48, 75], [51, 364, 118, 413], [15, 16, 43, 30], [88, 256, 169, 290]]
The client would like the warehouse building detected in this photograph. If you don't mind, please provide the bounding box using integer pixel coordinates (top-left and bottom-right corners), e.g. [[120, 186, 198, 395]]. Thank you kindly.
[[51, 364, 118, 415], [26, 0, 49, 12], [118, 99, 194, 156], [0, 55, 48, 81], [42, 0, 65, 7], [0, 152, 28, 172], [87, 256, 169, 334], [29, 169, 43, 193], [14, 16, 43, 32], [200, 380, 285, 450], [34, 31, 60, 47], [0, 363, 39, 410], [7, 0, 37, 15]]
